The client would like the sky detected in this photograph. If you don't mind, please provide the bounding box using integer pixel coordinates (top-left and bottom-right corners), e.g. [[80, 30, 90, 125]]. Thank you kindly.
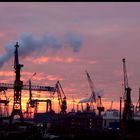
[[0, 2, 140, 114]]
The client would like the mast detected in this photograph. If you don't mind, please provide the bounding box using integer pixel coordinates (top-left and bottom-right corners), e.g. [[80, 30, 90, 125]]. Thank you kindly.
[[10, 42, 23, 123], [122, 58, 133, 121]]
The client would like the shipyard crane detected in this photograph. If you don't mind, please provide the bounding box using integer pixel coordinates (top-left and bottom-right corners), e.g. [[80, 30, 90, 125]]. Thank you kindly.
[[10, 42, 24, 123], [25, 72, 37, 118], [85, 71, 104, 115], [85, 70, 96, 109], [0, 81, 55, 119], [0, 42, 55, 123], [122, 58, 134, 121], [26, 79, 53, 118], [0, 81, 55, 117], [53, 81, 67, 114], [25, 80, 66, 116]]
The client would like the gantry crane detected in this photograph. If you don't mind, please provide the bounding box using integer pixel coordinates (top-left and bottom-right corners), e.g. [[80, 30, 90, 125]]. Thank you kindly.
[[26, 80, 67, 117], [0, 81, 55, 119], [85, 70, 104, 115], [122, 58, 134, 121], [26, 79, 53, 118]]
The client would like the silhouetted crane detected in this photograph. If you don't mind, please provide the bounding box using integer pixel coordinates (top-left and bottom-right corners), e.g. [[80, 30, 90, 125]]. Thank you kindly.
[[10, 42, 24, 123], [85, 70, 104, 115], [53, 81, 67, 114], [85, 70, 96, 109], [122, 58, 134, 121], [0, 42, 55, 122]]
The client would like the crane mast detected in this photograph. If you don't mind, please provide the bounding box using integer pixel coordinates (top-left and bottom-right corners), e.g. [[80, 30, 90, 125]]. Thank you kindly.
[[97, 95, 104, 116], [10, 42, 23, 123], [122, 58, 133, 121]]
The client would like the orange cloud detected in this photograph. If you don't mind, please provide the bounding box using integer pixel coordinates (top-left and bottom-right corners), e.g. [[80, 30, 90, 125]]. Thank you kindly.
[[47, 75, 63, 81], [0, 71, 14, 77], [33, 57, 50, 64], [27, 56, 97, 65]]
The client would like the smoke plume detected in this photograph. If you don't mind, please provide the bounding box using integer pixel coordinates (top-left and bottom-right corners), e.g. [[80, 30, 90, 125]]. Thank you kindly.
[[0, 32, 82, 67]]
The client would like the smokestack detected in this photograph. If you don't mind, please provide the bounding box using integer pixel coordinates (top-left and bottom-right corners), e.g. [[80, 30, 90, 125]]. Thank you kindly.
[[0, 32, 83, 67]]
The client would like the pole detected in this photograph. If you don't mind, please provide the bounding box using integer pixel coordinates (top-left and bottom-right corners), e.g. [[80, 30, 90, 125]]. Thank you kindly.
[[120, 97, 122, 122]]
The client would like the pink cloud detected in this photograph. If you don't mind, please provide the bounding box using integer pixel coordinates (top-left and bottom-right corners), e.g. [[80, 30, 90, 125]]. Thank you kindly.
[[28, 56, 97, 65]]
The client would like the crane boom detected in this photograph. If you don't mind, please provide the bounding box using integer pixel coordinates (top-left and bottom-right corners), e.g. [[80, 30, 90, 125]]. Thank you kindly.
[[85, 70, 96, 103], [0, 83, 55, 92], [122, 58, 129, 91]]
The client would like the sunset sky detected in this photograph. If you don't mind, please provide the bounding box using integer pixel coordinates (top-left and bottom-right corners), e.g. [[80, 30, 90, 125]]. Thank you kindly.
[[0, 2, 140, 114]]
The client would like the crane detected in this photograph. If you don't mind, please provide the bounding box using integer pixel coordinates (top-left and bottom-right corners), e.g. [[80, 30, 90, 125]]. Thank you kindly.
[[85, 70, 96, 110], [85, 70, 104, 115], [0, 42, 55, 123], [122, 58, 134, 121], [26, 79, 53, 118], [25, 72, 37, 118], [53, 81, 67, 114], [0, 81, 55, 119], [10, 42, 24, 123]]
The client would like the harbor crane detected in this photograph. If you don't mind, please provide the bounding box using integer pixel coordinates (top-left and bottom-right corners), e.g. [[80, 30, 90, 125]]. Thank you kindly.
[[26, 79, 53, 118], [0, 81, 55, 119], [25, 80, 67, 117], [53, 80, 67, 114], [0, 42, 55, 122], [85, 70, 104, 115], [10, 42, 24, 123], [85, 70, 96, 104], [122, 58, 134, 121]]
